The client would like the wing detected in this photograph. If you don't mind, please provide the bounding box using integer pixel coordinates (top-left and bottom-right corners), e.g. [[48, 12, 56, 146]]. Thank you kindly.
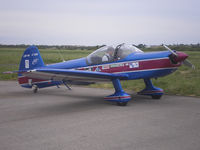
[[22, 68, 128, 82]]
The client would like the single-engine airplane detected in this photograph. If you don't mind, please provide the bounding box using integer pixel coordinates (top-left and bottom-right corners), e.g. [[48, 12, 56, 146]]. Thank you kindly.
[[4, 44, 194, 106]]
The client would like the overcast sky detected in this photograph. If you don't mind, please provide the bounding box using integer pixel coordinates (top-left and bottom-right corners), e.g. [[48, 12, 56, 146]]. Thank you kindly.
[[0, 0, 200, 45]]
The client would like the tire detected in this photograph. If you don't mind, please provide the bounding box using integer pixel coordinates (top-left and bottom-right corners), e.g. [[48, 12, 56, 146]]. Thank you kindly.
[[151, 95, 162, 99], [33, 85, 38, 93], [117, 102, 128, 106]]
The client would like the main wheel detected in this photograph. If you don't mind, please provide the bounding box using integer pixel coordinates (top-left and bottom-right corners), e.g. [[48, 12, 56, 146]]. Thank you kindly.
[[151, 95, 162, 99], [117, 102, 128, 106]]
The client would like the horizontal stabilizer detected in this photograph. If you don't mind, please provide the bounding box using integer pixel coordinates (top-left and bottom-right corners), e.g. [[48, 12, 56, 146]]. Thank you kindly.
[[22, 68, 129, 82]]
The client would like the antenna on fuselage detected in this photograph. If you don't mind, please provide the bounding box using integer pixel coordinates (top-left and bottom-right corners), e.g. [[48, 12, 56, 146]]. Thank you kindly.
[[57, 48, 65, 62]]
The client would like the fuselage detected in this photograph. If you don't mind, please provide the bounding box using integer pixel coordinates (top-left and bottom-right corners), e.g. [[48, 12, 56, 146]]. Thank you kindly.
[[45, 51, 181, 80]]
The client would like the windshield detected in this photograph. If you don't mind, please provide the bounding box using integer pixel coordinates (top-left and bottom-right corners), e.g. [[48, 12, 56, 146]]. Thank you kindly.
[[87, 46, 115, 65], [115, 44, 144, 60], [86, 44, 143, 65]]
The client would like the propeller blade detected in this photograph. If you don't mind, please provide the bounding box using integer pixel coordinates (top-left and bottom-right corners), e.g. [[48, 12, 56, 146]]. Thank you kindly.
[[183, 60, 195, 69], [163, 44, 178, 56]]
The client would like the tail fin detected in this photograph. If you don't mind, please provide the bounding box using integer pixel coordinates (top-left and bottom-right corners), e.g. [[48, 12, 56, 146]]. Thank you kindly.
[[18, 46, 46, 88], [19, 45, 45, 71]]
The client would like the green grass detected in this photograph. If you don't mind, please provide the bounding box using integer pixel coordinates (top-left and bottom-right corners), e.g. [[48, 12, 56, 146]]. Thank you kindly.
[[0, 47, 199, 97]]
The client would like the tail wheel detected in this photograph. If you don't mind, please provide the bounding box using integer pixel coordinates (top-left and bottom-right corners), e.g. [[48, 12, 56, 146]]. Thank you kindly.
[[32, 85, 38, 93]]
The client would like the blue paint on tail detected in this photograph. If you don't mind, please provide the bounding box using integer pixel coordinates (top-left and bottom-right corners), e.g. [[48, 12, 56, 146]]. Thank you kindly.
[[18, 46, 62, 89], [19, 45, 45, 72]]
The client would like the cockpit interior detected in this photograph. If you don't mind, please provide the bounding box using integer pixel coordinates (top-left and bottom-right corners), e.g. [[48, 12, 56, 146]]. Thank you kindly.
[[86, 44, 143, 65]]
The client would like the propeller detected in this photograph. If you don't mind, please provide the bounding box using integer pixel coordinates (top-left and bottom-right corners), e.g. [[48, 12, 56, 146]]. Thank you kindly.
[[163, 44, 195, 69], [183, 59, 195, 69], [163, 44, 177, 56]]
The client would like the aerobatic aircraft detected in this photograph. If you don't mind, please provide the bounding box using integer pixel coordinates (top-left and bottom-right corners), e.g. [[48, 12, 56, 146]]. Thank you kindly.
[[5, 44, 194, 106]]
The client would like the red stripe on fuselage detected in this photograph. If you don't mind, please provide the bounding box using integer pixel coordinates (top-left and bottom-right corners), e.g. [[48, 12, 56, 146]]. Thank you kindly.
[[18, 76, 50, 85], [77, 58, 180, 73]]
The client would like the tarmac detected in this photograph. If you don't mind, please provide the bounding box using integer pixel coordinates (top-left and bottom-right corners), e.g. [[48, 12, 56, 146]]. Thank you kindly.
[[0, 81, 200, 150]]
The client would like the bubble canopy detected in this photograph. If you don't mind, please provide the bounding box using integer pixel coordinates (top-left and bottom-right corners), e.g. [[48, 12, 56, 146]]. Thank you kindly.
[[86, 44, 144, 65]]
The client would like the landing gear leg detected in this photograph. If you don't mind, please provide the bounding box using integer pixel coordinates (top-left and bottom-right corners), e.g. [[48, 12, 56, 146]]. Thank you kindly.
[[63, 81, 72, 90], [32, 85, 38, 93], [104, 78, 131, 106], [138, 78, 164, 99]]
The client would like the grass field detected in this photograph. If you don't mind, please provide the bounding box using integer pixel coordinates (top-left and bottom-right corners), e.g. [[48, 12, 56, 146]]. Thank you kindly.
[[0, 47, 199, 97]]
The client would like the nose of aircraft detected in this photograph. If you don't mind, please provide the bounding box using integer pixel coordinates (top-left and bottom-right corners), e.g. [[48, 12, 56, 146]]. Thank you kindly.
[[174, 52, 188, 62]]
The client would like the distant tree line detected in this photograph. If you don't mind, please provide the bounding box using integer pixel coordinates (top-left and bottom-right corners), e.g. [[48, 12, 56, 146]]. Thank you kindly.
[[138, 44, 200, 51], [0, 44, 102, 50], [0, 44, 200, 51], [167, 44, 200, 51]]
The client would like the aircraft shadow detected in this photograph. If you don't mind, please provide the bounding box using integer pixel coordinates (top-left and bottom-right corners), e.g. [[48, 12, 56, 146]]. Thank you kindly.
[[0, 86, 166, 124]]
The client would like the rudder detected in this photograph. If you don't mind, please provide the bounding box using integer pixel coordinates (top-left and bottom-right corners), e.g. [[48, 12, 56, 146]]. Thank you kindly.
[[19, 45, 45, 71]]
